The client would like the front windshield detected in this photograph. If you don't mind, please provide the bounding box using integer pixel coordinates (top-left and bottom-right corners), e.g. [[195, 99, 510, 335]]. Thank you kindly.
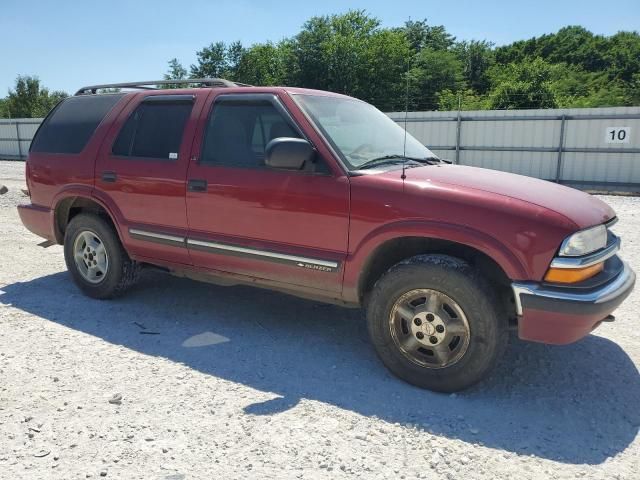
[[295, 94, 437, 170]]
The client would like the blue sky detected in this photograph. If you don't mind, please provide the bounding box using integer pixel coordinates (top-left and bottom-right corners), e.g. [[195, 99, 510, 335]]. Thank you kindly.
[[1, 0, 638, 94]]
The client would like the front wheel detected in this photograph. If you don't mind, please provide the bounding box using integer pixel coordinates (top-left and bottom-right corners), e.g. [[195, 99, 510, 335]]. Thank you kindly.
[[366, 254, 507, 392], [63, 213, 138, 299]]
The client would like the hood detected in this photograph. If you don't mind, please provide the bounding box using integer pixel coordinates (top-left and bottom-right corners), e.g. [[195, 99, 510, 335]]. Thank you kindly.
[[403, 164, 615, 229]]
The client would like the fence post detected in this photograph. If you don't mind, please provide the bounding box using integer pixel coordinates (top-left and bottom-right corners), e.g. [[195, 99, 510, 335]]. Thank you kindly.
[[15, 122, 23, 160], [455, 110, 462, 164], [555, 115, 566, 183]]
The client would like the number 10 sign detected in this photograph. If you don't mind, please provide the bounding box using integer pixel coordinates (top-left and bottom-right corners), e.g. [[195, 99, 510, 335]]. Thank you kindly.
[[605, 127, 631, 144]]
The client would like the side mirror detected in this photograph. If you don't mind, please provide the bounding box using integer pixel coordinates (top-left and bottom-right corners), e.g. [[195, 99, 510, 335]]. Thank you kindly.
[[265, 138, 314, 170]]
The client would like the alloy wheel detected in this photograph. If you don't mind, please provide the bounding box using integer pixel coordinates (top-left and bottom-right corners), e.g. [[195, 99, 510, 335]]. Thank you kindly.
[[389, 288, 471, 369], [73, 230, 109, 284]]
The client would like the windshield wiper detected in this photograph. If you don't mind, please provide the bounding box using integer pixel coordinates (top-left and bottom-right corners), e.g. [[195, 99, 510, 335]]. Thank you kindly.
[[356, 154, 442, 170]]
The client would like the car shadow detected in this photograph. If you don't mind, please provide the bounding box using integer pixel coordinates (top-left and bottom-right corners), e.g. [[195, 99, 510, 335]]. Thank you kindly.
[[1, 270, 638, 465]]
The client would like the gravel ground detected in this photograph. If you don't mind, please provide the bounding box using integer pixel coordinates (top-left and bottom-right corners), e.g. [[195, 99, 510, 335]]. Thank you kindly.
[[0, 160, 638, 480]]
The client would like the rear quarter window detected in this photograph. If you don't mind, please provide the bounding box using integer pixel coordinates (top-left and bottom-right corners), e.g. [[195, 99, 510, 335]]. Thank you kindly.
[[30, 94, 125, 154]]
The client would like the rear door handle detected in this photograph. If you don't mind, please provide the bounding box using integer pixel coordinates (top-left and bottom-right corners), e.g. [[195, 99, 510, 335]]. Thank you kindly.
[[102, 171, 117, 183], [188, 179, 207, 192]]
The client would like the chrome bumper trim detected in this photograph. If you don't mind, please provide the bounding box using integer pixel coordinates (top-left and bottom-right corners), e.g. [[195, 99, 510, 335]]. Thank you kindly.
[[511, 260, 635, 316]]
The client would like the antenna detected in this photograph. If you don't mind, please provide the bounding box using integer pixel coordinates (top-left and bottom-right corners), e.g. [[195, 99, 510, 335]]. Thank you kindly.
[[401, 17, 411, 181]]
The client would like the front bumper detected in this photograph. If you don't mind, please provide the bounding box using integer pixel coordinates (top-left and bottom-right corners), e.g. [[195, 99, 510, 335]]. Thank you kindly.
[[512, 259, 635, 344]]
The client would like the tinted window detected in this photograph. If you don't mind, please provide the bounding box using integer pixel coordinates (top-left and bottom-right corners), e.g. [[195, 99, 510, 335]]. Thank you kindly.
[[113, 99, 193, 160], [201, 101, 301, 168], [31, 94, 124, 154]]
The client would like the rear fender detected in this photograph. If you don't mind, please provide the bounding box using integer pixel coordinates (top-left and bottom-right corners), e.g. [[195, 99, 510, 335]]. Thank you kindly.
[[52, 188, 126, 247]]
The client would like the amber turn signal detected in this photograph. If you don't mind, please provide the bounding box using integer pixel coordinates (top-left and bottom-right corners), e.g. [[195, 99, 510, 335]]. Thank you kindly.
[[544, 262, 604, 284]]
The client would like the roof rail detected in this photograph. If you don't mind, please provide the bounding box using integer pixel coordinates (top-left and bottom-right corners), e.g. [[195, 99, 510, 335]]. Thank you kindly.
[[74, 78, 252, 95]]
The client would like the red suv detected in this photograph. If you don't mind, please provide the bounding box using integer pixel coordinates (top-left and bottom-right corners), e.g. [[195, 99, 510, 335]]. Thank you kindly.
[[18, 79, 635, 392]]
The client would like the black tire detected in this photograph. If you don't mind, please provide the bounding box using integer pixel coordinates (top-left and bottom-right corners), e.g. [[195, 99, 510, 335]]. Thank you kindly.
[[366, 254, 508, 392], [63, 213, 139, 299]]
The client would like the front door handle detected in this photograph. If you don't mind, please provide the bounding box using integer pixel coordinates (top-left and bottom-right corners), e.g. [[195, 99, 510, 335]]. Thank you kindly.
[[188, 179, 207, 192], [102, 171, 117, 183]]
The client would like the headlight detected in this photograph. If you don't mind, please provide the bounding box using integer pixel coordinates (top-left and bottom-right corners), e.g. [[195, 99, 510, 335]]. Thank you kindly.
[[559, 224, 607, 257]]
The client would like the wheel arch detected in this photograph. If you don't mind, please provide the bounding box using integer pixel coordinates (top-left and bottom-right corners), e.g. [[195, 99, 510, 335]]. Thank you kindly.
[[53, 194, 123, 246], [360, 236, 510, 295]]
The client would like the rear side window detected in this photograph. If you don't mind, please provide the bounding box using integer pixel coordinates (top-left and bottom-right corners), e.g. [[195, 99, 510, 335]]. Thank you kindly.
[[112, 97, 193, 160], [30, 94, 124, 154]]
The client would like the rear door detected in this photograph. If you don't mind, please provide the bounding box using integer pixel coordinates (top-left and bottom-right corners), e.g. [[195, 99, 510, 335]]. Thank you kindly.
[[95, 92, 206, 264], [185, 92, 350, 293]]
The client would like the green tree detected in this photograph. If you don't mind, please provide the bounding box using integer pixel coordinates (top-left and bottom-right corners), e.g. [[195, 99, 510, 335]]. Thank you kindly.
[[603, 31, 640, 82], [190, 41, 229, 78], [454, 40, 494, 93], [162, 58, 187, 88], [5, 76, 67, 118], [164, 58, 187, 80], [0, 98, 8, 118], [492, 27, 639, 109], [361, 28, 411, 111], [190, 41, 246, 80], [561, 83, 628, 107], [536, 63, 635, 108], [492, 26, 640, 77], [395, 19, 461, 110], [494, 26, 605, 70], [437, 89, 488, 111], [626, 73, 640, 105], [176, 17, 638, 112], [401, 19, 455, 52], [408, 49, 463, 110], [292, 10, 379, 94], [488, 58, 558, 109], [235, 42, 287, 85], [287, 10, 411, 109], [275, 39, 301, 86], [537, 26, 607, 71], [225, 41, 245, 80]]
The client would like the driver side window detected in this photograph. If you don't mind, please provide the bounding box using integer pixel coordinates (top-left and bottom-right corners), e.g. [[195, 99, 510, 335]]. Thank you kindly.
[[200, 100, 300, 169]]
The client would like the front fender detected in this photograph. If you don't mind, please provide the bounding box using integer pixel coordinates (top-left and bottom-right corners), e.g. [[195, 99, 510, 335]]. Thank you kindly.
[[342, 220, 528, 304]]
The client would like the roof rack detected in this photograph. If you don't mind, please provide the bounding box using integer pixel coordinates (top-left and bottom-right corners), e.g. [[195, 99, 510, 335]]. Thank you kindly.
[[74, 78, 253, 95]]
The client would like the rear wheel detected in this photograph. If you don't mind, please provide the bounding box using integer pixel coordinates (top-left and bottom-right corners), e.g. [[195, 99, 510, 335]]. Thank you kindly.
[[72, 229, 110, 284], [366, 254, 507, 392], [64, 213, 138, 299]]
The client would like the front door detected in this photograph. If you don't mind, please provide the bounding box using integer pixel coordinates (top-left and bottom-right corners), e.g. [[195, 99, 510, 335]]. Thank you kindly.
[[185, 92, 350, 293], [95, 92, 206, 264]]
